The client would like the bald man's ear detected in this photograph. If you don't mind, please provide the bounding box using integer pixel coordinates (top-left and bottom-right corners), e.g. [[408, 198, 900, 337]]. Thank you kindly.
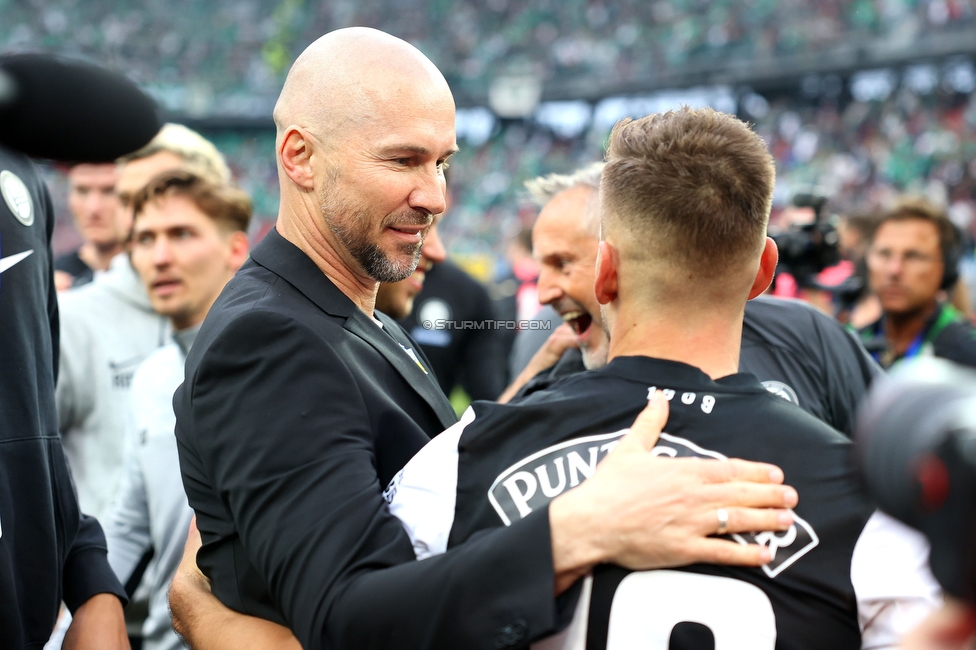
[[748, 237, 779, 299], [594, 241, 619, 305], [279, 127, 316, 190]]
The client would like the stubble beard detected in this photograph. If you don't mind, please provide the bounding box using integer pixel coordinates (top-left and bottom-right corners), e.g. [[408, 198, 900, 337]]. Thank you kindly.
[[319, 185, 428, 283]]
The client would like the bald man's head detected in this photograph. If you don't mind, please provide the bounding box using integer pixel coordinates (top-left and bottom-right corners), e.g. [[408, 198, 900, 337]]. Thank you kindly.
[[272, 28, 458, 290], [274, 28, 452, 148]]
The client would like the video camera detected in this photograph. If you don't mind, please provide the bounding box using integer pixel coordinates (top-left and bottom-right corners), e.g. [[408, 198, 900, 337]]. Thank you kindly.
[[770, 192, 840, 289], [856, 358, 976, 603]]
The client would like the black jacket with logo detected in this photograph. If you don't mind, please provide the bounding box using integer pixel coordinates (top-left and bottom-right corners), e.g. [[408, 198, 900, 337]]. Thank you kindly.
[[0, 145, 126, 648]]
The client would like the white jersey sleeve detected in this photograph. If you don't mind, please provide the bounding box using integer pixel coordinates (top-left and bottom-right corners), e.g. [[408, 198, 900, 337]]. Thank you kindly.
[[385, 407, 476, 560], [852, 510, 943, 649]]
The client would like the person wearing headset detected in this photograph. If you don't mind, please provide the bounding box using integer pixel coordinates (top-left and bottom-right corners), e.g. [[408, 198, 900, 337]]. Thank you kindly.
[[858, 197, 976, 370]]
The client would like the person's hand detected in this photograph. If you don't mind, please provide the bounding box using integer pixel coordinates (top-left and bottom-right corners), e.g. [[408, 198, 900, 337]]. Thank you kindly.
[[61, 593, 129, 650], [531, 323, 579, 370], [550, 391, 797, 593], [902, 598, 976, 650], [169, 516, 210, 641], [498, 324, 579, 403], [169, 518, 302, 650], [54, 270, 75, 292]]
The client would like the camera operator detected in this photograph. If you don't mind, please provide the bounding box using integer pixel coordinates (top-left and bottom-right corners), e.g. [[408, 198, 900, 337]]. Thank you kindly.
[[768, 192, 840, 313], [857, 198, 976, 370]]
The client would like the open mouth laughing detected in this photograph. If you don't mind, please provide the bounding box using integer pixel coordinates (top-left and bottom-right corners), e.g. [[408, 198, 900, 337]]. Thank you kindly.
[[561, 309, 593, 338]]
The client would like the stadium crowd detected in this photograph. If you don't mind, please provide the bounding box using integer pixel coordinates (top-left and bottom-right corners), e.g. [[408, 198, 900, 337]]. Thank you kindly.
[[4, 5, 976, 650], [4, 0, 976, 113]]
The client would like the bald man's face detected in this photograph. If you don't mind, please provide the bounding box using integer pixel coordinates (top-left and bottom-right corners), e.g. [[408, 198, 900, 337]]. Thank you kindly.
[[311, 81, 457, 284]]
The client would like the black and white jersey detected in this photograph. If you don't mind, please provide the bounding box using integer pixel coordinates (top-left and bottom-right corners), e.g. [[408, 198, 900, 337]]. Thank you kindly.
[[386, 356, 939, 650]]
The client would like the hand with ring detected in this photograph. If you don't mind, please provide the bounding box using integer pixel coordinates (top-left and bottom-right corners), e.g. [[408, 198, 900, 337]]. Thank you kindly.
[[716, 507, 729, 536]]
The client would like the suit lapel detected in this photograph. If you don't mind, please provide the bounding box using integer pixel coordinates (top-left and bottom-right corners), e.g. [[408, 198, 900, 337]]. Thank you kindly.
[[251, 229, 457, 430], [347, 310, 458, 429], [249, 228, 355, 318]]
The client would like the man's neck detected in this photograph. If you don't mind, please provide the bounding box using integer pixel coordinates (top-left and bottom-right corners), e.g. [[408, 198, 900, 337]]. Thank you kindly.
[[607, 303, 744, 380], [883, 300, 938, 355], [172, 321, 202, 356], [277, 209, 378, 316], [78, 242, 121, 272]]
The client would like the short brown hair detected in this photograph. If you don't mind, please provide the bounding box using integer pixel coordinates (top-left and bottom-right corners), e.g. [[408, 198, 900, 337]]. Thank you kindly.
[[131, 170, 252, 234], [602, 107, 775, 278], [873, 197, 959, 258]]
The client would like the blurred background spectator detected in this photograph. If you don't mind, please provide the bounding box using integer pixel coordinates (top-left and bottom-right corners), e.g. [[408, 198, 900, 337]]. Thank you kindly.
[[54, 163, 122, 290]]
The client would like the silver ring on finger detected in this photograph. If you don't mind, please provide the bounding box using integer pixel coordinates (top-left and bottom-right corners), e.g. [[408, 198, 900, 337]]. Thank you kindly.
[[716, 507, 729, 536]]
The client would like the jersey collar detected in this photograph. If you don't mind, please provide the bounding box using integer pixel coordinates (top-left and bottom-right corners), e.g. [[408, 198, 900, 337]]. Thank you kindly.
[[602, 355, 766, 393]]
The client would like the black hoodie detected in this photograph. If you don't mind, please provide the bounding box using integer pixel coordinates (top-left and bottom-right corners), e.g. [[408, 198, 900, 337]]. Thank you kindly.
[[0, 145, 126, 648]]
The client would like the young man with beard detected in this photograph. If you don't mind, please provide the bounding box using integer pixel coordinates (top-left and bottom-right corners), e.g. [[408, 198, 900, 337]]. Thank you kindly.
[[169, 29, 796, 650]]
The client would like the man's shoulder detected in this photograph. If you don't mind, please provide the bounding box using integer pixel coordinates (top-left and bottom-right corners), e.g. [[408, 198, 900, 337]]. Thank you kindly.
[[199, 263, 336, 342], [211, 259, 347, 322], [56, 280, 134, 346], [191, 302, 327, 371], [57, 266, 149, 320], [743, 297, 878, 415], [447, 363, 864, 556], [745, 296, 843, 346], [421, 260, 492, 315], [133, 342, 182, 385], [53, 249, 89, 275], [184, 266, 357, 392], [57, 275, 108, 313], [737, 384, 849, 446], [479, 361, 848, 476], [932, 308, 976, 367]]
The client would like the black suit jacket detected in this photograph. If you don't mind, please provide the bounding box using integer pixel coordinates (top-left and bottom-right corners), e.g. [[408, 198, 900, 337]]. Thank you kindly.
[[175, 229, 558, 650]]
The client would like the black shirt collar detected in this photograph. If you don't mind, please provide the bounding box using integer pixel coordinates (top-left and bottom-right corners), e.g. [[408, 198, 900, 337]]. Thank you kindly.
[[601, 355, 766, 393]]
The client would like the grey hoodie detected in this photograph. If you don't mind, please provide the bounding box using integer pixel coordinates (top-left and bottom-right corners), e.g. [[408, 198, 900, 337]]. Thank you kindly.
[[104, 328, 197, 650], [56, 252, 169, 520]]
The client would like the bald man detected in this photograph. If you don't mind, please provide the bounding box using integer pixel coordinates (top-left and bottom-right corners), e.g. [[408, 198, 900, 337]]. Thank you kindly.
[[170, 28, 796, 650]]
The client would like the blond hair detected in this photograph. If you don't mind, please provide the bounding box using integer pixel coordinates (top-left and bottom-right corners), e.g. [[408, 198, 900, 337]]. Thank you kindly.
[[118, 123, 231, 184]]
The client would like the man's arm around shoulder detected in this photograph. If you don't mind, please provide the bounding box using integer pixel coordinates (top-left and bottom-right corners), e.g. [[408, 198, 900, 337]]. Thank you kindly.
[[176, 389, 797, 649], [179, 309, 560, 649]]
